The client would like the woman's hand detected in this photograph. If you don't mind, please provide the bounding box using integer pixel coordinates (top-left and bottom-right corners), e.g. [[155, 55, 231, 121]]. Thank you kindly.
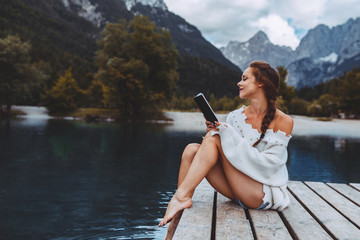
[[206, 121, 220, 132]]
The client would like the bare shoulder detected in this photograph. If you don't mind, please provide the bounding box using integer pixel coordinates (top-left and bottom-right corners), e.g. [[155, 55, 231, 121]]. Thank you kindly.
[[274, 109, 294, 136]]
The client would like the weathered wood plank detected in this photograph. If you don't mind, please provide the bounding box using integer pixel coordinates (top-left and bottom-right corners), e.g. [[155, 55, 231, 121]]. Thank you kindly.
[[173, 180, 214, 240], [350, 183, 360, 191], [306, 181, 360, 228], [281, 189, 333, 240], [248, 209, 292, 240], [327, 183, 360, 206], [216, 193, 252, 240], [288, 181, 360, 239]]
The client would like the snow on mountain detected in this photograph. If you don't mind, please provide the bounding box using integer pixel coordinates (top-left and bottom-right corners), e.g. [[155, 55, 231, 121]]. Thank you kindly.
[[318, 53, 338, 64], [61, 0, 104, 27], [123, 0, 168, 11]]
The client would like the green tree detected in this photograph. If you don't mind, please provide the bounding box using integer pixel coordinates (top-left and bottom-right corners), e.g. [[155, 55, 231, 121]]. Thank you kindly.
[[0, 35, 44, 116], [276, 66, 295, 110], [86, 80, 107, 108], [94, 16, 179, 116], [333, 70, 360, 116], [42, 68, 84, 114], [316, 93, 339, 117]]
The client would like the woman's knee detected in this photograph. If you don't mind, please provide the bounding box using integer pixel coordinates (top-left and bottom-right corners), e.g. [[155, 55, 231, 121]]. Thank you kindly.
[[203, 132, 221, 146], [182, 143, 200, 162]]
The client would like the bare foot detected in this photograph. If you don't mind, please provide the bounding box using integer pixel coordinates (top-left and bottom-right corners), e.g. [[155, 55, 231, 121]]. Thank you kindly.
[[158, 191, 192, 227], [165, 211, 183, 240]]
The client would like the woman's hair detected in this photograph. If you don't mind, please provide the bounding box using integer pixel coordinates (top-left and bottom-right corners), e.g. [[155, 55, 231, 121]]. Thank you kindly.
[[249, 61, 280, 147]]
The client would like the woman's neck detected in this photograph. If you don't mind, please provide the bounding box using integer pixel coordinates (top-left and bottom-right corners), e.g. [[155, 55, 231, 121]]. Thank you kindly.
[[248, 97, 268, 118]]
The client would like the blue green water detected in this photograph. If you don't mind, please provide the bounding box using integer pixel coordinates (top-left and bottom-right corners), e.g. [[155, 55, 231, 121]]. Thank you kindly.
[[0, 117, 359, 239]]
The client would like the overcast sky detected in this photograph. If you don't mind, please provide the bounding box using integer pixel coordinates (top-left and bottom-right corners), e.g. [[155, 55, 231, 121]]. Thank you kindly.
[[163, 0, 360, 50]]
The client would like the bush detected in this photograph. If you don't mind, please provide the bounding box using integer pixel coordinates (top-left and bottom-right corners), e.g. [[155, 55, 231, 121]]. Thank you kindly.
[[317, 94, 339, 117], [276, 96, 288, 113], [288, 98, 310, 115]]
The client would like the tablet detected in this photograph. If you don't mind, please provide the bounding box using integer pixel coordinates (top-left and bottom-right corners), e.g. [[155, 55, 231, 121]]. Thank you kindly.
[[193, 93, 218, 124]]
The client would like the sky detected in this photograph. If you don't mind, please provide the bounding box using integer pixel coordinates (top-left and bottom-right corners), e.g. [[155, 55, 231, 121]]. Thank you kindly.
[[163, 0, 360, 50]]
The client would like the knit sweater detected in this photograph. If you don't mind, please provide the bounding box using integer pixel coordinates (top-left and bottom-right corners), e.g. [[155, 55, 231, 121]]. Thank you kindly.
[[211, 106, 292, 211]]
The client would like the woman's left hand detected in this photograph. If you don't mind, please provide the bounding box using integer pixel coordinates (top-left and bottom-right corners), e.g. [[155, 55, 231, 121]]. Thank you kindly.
[[206, 121, 222, 132]]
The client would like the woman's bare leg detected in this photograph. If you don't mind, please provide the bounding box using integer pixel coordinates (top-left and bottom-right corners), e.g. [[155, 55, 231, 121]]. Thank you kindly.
[[178, 144, 200, 188], [160, 132, 264, 227], [176, 134, 263, 208], [165, 144, 200, 239], [166, 142, 239, 239], [159, 133, 223, 227], [205, 160, 236, 200]]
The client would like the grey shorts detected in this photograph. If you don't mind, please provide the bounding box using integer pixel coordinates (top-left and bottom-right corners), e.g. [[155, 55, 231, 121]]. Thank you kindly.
[[235, 184, 272, 210]]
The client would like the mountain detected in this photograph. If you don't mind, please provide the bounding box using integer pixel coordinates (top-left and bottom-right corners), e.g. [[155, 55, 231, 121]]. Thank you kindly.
[[65, 0, 240, 71], [0, 0, 241, 101], [220, 18, 360, 89], [288, 18, 360, 88], [129, 3, 239, 70], [220, 31, 294, 71]]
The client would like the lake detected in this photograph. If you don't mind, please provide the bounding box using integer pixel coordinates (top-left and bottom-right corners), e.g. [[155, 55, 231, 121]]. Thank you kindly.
[[0, 109, 360, 239]]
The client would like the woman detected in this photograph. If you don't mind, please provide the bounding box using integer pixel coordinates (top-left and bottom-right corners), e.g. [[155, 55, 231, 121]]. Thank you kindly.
[[159, 61, 294, 233]]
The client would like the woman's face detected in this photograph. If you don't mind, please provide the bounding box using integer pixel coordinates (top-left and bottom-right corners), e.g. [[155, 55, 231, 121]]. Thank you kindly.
[[237, 67, 262, 99]]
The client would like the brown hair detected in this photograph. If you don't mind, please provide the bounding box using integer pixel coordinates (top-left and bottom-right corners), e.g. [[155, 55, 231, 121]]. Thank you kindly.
[[249, 61, 280, 147]]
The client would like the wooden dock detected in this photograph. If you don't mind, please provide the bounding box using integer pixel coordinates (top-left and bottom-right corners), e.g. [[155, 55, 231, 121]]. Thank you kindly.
[[172, 180, 360, 240]]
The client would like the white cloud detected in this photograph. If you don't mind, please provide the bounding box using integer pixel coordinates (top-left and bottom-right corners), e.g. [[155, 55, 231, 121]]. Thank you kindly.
[[253, 14, 300, 50], [164, 0, 360, 49], [271, 0, 327, 29]]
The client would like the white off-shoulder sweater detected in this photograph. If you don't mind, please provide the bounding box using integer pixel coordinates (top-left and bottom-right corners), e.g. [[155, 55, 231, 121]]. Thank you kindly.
[[211, 106, 292, 211]]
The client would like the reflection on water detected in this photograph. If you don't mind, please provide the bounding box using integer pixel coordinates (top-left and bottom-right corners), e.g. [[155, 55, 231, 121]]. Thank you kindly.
[[334, 138, 347, 152], [0, 116, 360, 239], [0, 118, 203, 239], [288, 136, 360, 183]]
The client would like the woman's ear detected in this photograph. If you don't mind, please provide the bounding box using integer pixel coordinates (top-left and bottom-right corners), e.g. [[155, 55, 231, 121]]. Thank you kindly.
[[258, 82, 264, 87]]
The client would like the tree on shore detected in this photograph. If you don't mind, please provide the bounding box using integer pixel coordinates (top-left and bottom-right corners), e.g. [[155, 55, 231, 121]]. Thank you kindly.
[[42, 68, 84, 114], [94, 16, 179, 116], [276, 66, 295, 113], [330, 69, 360, 117], [0, 35, 45, 117]]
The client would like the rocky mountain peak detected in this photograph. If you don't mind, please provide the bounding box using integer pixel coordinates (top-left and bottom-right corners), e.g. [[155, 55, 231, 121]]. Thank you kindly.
[[249, 31, 270, 44], [221, 17, 360, 88], [220, 31, 293, 70]]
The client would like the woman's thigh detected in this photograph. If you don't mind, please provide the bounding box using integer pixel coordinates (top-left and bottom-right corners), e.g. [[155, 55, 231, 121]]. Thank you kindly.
[[206, 160, 236, 201], [212, 134, 264, 208]]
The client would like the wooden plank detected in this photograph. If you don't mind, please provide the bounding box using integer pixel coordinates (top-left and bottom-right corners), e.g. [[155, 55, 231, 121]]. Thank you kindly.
[[173, 180, 214, 240], [288, 181, 360, 239], [216, 193, 252, 240], [248, 209, 292, 240], [349, 183, 360, 192], [327, 183, 360, 206], [306, 181, 360, 228], [281, 189, 333, 240]]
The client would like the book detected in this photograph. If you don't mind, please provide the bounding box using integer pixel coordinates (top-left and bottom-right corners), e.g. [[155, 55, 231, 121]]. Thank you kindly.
[[193, 93, 218, 124]]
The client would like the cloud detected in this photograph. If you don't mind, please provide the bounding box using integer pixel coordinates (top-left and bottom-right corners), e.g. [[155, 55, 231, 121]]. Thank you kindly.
[[253, 14, 300, 50], [164, 0, 360, 49]]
